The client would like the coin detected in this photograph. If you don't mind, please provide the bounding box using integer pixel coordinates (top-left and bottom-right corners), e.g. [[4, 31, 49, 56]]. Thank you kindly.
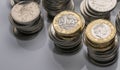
[[11, 1, 40, 26], [116, 11, 120, 35], [53, 11, 85, 36], [42, 0, 74, 17], [80, 0, 115, 25], [10, 0, 40, 6], [88, 0, 117, 12], [84, 19, 118, 66], [85, 19, 116, 44], [10, 1, 43, 37], [49, 11, 85, 53]]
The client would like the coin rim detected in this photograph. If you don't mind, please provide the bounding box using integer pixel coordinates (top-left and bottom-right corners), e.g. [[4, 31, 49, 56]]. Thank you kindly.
[[85, 19, 116, 44], [53, 11, 84, 35]]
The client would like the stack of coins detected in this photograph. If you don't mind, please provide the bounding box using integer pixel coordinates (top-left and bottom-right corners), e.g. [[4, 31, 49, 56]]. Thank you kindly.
[[80, 0, 117, 25], [9, 1, 43, 37], [49, 11, 85, 53], [10, 0, 40, 6], [84, 19, 118, 66], [42, 0, 74, 17], [116, 11, 120, 34]]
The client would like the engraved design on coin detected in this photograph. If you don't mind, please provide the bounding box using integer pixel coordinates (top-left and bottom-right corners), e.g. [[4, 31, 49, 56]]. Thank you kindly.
[[91, 23, 111, 39], [88, 0, 117, 12], [11, 2, 40, 23], [58, 14, 78, 30]]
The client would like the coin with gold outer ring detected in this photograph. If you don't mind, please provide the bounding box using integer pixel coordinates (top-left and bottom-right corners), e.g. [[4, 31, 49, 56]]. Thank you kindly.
[[53, 11, 85, 36], [85, 19, 116, 44]]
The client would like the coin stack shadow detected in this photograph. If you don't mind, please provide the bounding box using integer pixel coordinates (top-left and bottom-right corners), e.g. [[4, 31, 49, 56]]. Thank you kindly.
[[49, 11, 85, 53], [80, 0, 117, 25], [84, 19, 119, 66], [116, 11, 120, 35], [42, 0, 74, 17], [10, 0, 40, 7], [9, 1, 43, 40]]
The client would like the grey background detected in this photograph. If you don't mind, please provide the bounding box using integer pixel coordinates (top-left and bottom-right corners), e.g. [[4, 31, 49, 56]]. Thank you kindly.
[[0, 0, 120, 70]]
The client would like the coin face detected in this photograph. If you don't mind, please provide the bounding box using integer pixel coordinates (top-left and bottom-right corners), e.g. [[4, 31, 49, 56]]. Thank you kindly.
[[11, 1, 40, 24], [88, 0, 117, 12], [86, 19, 116, 44], [58, 14, 78, 30], [91, 23, 111, 39], [53, 11, 84, 35]]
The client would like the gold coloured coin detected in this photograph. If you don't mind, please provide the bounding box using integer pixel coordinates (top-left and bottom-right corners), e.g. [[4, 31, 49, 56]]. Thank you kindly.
[[85, 19, 116, 44], [53, 11, 85, 36]]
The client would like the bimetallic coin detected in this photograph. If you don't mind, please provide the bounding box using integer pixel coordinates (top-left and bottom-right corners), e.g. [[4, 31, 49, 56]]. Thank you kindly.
[[86, 19, 116, 44], [84, 19, 118, 67], [53, 11, 85, 36], [49, 11, 85, 53]]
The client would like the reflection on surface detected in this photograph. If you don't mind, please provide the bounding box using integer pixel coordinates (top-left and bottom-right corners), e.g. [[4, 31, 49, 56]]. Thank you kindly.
[[15, 26, 47, 51], [53, 48, 86, 70]]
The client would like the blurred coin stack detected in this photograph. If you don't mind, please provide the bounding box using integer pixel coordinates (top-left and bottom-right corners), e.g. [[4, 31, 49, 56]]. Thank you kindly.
[[116, 11, 120, 34], [10, 0, 40, 6], [49, 11, 85, 53], [84, 19, 118, 66], [42, 0, 74, 17], [80, 0, 117, 25], [9, 1, 43, 37]]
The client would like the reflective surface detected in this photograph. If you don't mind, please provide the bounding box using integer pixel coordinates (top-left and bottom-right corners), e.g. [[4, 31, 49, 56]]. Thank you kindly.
[[0, 0, 120, 70]]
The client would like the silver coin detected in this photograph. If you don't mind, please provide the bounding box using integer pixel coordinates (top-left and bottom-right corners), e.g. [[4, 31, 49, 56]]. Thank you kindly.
[[49, 25, 82, 46], [116, 12, 120, 34], [88, 0, 117, 12], [49, 24, 83, 52], [80, 0, 111, 25], [10, 1, 43, 35], [85, 0, 109, 16], [43, 0, 74, 17], [11, 1, 40, 26], [11, 0, 40, 6], [18, 16, 43, 34], [88, 53, 118, 66]]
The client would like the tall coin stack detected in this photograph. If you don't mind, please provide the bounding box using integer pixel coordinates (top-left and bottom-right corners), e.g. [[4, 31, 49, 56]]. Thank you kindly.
[[116, 11, 120, 34], [49, 11, 85, 53], [84, 19, 118, 66], [10, 0, 40, 6], [9, 1, 43, 38], [42, 0, 74, 17], [80, 0, 117, 25]]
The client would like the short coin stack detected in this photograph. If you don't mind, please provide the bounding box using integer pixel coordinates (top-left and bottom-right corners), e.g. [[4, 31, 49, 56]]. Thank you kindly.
[[49, 11, 85, 53], [116, 11, 120, 34], [80, 0, 117, 25], [10, 1, 43, 38], [84, 19, 118, 66], [42, 0, 74, 17], [10, 0, 40, 6]]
